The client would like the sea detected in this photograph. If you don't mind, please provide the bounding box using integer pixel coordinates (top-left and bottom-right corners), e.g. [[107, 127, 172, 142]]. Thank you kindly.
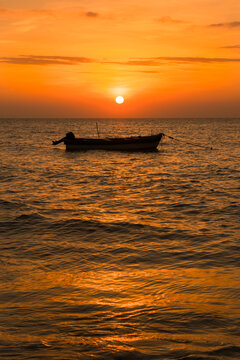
[[0, 118, 239, 360]]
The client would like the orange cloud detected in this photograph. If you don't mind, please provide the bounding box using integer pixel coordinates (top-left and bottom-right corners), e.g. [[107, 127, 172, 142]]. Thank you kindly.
[[0, 8, 8, 14], [209, 21, 240, 28], [108, 57, 240, 66], [221, 45, 240, 49], [0, 7, 54, 17], [153, 56, 240, 63], [156, 16, 186, 24], [1, 55, 240, 67], [0, 55, 95, 65], [85, 11, 99, 18]]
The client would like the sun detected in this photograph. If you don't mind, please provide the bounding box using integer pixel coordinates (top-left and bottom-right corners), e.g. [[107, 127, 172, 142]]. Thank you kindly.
[[116, 96, 124, 104]]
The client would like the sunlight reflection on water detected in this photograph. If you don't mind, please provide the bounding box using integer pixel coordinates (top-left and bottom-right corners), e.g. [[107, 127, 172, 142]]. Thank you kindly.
[[0, 118, 239, 359]]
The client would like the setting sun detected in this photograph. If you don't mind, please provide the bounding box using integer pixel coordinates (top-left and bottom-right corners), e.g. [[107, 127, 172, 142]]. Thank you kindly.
[[116, 96, 124, 104], [0, 0, 239, 117]]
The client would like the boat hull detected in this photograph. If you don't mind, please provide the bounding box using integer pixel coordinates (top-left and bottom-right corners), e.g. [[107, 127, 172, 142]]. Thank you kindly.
[[64, 133, 163, 152]]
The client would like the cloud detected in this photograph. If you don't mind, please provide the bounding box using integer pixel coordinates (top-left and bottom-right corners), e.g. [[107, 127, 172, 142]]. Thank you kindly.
[[139, 70, 161, 73], [154, 56, 240, 63], [0, 7, 55, 32], [221, 45, 240, 49], [209, 21, 240, 28], [0, 55, 95, 65], [118, 60, 162, 66], [0, 7, 54, 17], [85, 11, 99, 18], [0, 7, 12, 15], [1, 55, 240, 67], [109, 56, 240, 66], [0, 8, 7, 13], [156, 16, 186, 24], [0, 7, 98, 23]]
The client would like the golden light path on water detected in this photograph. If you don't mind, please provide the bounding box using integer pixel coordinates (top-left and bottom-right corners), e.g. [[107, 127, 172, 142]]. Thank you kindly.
[[3, 263, 239, 353]]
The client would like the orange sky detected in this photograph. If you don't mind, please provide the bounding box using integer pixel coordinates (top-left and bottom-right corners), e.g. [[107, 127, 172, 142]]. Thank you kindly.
[[0, 0, 240, 117]]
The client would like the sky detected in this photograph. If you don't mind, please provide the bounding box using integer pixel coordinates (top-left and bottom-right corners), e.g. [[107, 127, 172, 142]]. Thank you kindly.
[[0, 0, 240, 117]]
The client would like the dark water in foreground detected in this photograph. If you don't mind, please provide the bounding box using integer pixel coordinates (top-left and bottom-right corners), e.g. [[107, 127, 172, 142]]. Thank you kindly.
[[0, 118, 239, 359]]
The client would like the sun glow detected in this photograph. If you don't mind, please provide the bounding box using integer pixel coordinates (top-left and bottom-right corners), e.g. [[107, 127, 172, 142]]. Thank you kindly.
[[0, 1, 239, 117], [116, 96, 124, 104]]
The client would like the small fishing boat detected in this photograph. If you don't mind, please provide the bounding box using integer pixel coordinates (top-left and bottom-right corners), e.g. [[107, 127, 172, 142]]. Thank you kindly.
[[52, 132, 163, 152]]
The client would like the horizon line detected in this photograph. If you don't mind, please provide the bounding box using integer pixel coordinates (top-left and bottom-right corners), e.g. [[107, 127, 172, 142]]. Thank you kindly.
[[0, 117, 239, 120]]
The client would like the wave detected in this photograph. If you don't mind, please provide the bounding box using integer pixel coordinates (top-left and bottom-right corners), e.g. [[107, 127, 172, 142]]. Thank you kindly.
[[0, 199, 30, 210], [0, 213, 239, 269], [207, 345, 240, 357]]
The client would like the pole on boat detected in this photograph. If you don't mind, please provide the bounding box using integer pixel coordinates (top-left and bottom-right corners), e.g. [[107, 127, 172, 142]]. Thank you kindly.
[[96, 122, 100, 138]]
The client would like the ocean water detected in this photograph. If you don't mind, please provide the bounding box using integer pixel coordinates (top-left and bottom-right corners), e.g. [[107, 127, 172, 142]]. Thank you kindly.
[[0, 118, 239, 360]]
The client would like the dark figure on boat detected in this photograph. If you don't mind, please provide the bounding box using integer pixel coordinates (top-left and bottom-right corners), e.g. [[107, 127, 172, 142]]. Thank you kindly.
[[52, 132, 75, 145]]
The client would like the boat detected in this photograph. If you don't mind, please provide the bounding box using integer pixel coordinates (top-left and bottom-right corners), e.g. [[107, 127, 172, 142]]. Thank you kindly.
[[52, 132, 163, 152]]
